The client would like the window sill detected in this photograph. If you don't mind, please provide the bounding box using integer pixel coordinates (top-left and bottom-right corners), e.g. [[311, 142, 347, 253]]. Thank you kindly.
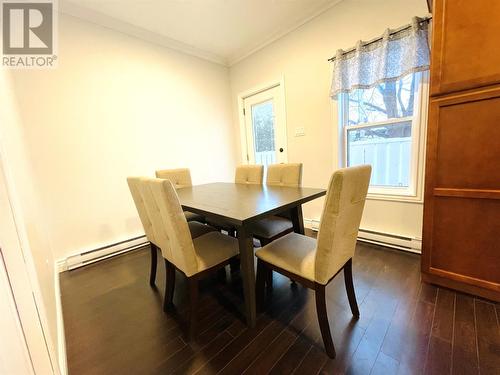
[[366, 192, 423, 204]]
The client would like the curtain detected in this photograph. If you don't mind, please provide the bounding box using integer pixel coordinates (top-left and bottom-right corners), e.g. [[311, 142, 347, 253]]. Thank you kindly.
[[330, 17, 430, 99]]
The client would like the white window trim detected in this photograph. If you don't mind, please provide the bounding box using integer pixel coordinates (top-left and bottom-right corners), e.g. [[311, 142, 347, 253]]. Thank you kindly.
[[338, 72, 429, 203]]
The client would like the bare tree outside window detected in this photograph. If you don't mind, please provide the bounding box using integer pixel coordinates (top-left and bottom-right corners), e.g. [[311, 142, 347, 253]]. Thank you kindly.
[[251, 100, 275, 153], [343, 73, 421, 188]]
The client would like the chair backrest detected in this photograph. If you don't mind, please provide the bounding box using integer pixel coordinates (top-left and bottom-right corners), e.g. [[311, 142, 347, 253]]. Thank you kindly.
[[140, 178, 199, 276], [127, 177, 156, 245], [266, 163, 303, 187], [314, 165, 371, 284], [234, 165, 264, 184], [155, 168, 192, 189]]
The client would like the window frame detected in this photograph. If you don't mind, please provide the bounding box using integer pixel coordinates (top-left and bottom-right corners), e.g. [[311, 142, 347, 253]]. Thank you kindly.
[[338, 72, 429, 202]]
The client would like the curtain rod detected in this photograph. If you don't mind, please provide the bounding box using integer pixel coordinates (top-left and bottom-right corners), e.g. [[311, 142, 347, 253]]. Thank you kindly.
[[327, 16, 432, 62]]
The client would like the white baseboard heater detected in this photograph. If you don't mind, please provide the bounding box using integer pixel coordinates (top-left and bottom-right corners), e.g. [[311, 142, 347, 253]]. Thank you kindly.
[[62, 235, 149, 271], [357, 228, 421, 253], [305, 219, 421, 254], [59, 218, 421, 272]]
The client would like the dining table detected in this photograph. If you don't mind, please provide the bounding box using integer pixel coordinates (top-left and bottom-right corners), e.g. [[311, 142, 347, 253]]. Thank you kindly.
[[176, 182, 326, 328]]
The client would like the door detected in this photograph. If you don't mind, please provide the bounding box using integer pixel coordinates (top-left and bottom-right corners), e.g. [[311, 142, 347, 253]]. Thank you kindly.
[[0, 158, 57, 374], [242, 85, 287, 168]]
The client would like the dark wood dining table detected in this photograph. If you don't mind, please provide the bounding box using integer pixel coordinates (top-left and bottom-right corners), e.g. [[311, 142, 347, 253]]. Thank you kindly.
[[176, 182, 326, 328]]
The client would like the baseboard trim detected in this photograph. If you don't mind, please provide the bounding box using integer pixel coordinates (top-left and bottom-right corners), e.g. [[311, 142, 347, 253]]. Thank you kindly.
[[304, 218, 421, 254]]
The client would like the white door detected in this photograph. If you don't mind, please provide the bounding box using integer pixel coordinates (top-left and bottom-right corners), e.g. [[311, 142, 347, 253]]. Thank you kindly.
[[243, 85, 287, 168]]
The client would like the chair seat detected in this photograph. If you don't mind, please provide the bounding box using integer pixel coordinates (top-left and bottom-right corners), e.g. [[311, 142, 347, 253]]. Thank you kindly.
[[184, 211, 205, 223], [255, 232, 317, 282], [188, 221, 216, 239], [193, 232, 239, 272], [249, 216, 293, 240]]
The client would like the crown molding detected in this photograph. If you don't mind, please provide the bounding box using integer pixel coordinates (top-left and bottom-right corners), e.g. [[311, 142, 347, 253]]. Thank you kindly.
[[60, 0, 344, 68], [59, 1, 229, 66], [227, 0, 343, 66]]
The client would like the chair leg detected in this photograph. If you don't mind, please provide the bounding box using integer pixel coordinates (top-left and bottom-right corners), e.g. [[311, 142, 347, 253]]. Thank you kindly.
[[256, 260, 266, 312], [344, 258, 360, 318], [163, 260, 175, 312], [258, 239, 274, 291], [217, 267, 227, 283], [315, 283, 336, 358], [266, 268, 273, 292], [149, 244, 158, 287], [229, 258, 240, 274], [188, 277, 199, 339]]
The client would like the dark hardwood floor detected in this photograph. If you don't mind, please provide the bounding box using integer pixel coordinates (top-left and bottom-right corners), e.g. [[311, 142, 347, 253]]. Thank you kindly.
[[60, 232, 500, 375]]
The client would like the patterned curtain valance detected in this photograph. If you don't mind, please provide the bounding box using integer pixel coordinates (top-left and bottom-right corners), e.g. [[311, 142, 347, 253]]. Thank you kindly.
[[330, 17, 430, 99]]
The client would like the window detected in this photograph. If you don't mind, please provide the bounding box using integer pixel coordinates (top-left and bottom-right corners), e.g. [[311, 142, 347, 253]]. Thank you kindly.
[[339, 72, 427, 200]]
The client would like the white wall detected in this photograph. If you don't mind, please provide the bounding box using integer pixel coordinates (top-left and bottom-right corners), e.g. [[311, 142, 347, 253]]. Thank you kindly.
[[8, 14, 237, 260], [229, 0, 429, 239]]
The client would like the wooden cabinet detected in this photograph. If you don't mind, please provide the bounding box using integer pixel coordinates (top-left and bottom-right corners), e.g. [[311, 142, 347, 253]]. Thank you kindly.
[[422, 0, 500, 302], [430, 0, 500, 96]]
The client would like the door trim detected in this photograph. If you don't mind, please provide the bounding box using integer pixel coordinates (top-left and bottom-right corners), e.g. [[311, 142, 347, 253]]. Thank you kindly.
[[237, 77, 288, 164]]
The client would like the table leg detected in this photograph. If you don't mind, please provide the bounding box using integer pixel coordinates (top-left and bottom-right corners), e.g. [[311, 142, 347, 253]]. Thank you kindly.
[[291, 205, 305, 235], [237, 225, 256, 328]]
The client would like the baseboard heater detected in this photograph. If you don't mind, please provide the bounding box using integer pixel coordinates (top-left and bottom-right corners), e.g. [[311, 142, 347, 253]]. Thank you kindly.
[[63, 235, 149, 271], [306, 219, 421, 254], [61, 219, 421, 271]]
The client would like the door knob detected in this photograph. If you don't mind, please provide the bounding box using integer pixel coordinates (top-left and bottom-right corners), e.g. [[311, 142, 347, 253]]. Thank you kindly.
[[279, 148, 284, 152]]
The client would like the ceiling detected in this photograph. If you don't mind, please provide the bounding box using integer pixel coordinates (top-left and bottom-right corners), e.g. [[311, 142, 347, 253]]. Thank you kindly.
[[61, 0, 343, 66]]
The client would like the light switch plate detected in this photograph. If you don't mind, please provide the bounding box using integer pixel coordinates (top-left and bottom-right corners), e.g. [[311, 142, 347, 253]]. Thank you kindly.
[[295, 126, 305, 137]]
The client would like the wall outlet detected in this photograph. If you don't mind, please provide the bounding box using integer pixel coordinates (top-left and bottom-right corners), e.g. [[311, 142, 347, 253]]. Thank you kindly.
[[295, 126, 305, 137]]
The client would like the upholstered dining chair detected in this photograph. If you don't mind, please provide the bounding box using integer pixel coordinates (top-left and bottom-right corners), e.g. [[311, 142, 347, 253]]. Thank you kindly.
[[255, 165, 371, 358], [208, 164, 264, 237], [250, 163, 303, 247], [140, 178, 239, 338], [155, 168, 205, 223], [127, 177, 215, 287], [234, 164, 264, 185]]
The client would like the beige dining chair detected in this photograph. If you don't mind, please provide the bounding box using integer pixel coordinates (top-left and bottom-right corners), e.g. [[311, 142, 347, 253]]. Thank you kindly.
[[208, 164, 264, 237], [250, 163, 303, 247], [255, 165, 371, 358], [155, 168, 205, 223], [140, 177, 239, 338], [127, 177, 215, 287], [234, 164, 264, 185]]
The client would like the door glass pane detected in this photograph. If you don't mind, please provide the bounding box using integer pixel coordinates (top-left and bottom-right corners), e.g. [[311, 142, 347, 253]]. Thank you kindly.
[[251, 99, 276, 166], [347, 121, 412, 187]]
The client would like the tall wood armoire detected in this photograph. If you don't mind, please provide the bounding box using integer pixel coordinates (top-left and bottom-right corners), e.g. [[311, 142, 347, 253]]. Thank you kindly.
[[422, 0, 500, 301]]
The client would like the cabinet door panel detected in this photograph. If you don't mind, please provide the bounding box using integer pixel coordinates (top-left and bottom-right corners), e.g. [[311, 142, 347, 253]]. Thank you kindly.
[[431, 197, 500, 288], [423, 88, 500, 300], [430, 0, 500, 95], [433, 93, 500, 189]]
